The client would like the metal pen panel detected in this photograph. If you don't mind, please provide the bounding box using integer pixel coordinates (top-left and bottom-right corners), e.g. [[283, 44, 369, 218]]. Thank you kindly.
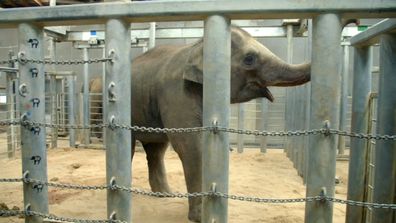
[[305, 14, 342, 223], [105, 18, 132, 223], [372, 33, 396, 223], [18, 23, 49, 223], [345, 46, 372, 223], [202, 15, 231, 223]]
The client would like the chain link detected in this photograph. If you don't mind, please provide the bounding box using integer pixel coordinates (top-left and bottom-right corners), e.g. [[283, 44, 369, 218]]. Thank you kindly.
[[0, 57, 112, 66], [1, 177, 396, 210], [1, 119, 393, 141], [0, 58, 17, 65], [0, 209, 125, 223]]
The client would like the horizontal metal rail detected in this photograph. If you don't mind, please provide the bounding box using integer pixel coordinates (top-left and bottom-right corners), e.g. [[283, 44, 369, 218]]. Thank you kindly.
[[0, 0, 395, 28], [351, 19, 396, 46]]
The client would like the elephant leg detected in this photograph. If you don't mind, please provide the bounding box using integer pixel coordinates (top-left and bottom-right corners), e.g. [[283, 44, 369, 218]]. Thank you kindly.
[[169, 135, 202, 222], [143, 142, 171, 193]]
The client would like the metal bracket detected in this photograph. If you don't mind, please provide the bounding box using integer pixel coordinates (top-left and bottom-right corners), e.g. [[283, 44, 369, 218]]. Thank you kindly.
[[25, 204, 32, 216], [323, 120, 331, 136], [17, 51, 27, 64], [109, 176, 116, 190], [109, 211, 117, 221], [108, 82, 116, 102], [18, 83, 28, 97], [22, 171, 30, 181], [212, 120, 219, 134], [319, 187, 327, 203], [210, 183, 217, 194], [108, 49, 115, 63], [108, 115, 116, 130]]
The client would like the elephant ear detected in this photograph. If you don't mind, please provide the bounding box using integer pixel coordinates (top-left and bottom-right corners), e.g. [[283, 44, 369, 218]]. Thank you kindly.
[[183, 41, 203, 84]]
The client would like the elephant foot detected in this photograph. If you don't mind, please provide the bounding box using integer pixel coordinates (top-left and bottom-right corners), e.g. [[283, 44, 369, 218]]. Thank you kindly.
[[188, 205, 201, 222]]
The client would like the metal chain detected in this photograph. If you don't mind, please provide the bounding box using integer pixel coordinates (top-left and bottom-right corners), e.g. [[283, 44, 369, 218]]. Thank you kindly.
[[0, 58, 17, 65], [0, 209, 125, 223], [2, 119, 393, 141], [0, 57, 112, 65], [1, 177, 396, 210]]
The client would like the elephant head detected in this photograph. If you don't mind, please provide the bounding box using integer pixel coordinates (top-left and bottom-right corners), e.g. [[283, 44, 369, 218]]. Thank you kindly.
[[183, 26, 310, 103]]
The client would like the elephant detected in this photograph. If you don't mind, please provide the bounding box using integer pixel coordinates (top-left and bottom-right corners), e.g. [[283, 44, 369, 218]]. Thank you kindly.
[[88, 26, 310, 222]]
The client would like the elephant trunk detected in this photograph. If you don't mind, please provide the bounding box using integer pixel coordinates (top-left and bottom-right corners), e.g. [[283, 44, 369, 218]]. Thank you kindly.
[[267, 62, 311, 87]]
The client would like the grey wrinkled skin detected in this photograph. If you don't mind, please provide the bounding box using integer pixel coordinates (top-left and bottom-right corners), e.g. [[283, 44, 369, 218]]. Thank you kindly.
[[89, 27, 310, 222]]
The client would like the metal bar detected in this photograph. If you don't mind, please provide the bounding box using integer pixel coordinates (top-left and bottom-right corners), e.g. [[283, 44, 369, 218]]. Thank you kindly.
[[259, 98, 268, 153], [202, 15, 230, 223], [237, 104, 244, 153], [6, 73, 14, 158], [345, 46, 372, 223], [303, 19, 313, 184], [6, 51, 16, 158], [105, 18, 132, 223], [102, 47, 106, 147], [296, 86, 304, 176], [67, 75, 76, 148], [286, 24, 294, 160], [148, 22, 156, 49], [338, 43, 350, 155], [305, 14, 342, 223], [0, 1, 395, 27], [49, 38, 58, 149], [350, 18, 396, 47], [0, 67, 18, 72], [372, 33, 396, 223], [83, 47, 90, 146], [62, 26, 362, 43], [18, 22, 49, 223]]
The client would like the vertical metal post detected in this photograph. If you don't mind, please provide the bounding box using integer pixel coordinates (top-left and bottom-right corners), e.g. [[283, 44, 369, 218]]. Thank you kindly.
[[202, 15, 230, 223], [67, 75, 76, 147], [18, 22, 49, 223], [102, 48, 107, 147], [286, 24, 294, 160], [148, 22, 156, 50], [6, 51, 16, 158], [105, 18, 132, 223], [237, 104, 244, 153], [305, 14, 341, 223], [345, 46, 372, 223], [296, 87, 304, 176], [49, 38, 58, 149], [49, 74, 57, 148], [372, 33, 396, 223], [303, 19, 313, 184], [6, 72, 15, 158], [338, 42, 350, 155], [83, 47, 90, 146], [259, 99, 268, 153]]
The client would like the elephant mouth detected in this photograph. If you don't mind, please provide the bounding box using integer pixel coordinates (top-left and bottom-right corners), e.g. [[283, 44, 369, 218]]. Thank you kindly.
[[252, 81, 274, 102], [262, 87, 274, 102]]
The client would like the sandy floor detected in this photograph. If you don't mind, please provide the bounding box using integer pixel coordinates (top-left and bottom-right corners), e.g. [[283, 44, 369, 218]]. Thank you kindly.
[[0, 142, 349, 223]]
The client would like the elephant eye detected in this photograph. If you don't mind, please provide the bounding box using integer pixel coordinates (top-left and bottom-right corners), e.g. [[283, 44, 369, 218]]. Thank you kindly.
[[243, 53, 256, 66]]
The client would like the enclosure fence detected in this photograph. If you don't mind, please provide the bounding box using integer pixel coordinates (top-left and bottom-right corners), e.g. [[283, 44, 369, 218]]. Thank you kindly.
[[0, 1, 395, 223], [0, 119, 395, 222]]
